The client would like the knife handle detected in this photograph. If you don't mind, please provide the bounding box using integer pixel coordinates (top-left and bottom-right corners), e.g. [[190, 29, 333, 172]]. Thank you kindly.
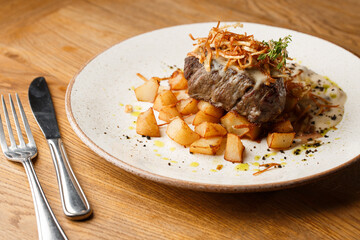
[[48, 138, 92, 220]]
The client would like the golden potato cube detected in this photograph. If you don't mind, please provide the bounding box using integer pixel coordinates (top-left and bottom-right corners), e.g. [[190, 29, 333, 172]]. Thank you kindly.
[[195, 122, 227, 138], [246, 125, 261, 140], [224, 133, 245, 163], [267, 132, 296, 150], [173, 90, 190, 101], [272, 120, 294, 133], [176, 98, 199, 115], [197, 100, 224, 118], [189, 137, 223, 155], [221, 111, 248, 131], [231, 125, 250, 138], [158, 106, 182, 123], [183, 114, 196, 125], [221, 112, 260, 140], [134, 78, 159, 103], [192, 111, 220, 126], [166, 117, 200, 146], [157, 85, 170, 93], [169, 69, 188, 90], [136, 108, 160, 137], [153, 90, 178, 111]]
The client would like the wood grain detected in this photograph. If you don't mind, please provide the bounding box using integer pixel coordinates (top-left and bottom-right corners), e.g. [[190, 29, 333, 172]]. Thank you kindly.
[[0, 0, 359, 239]]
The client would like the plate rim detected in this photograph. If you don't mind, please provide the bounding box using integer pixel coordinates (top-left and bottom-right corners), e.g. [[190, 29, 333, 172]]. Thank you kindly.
[[65, 22, 360, 193]]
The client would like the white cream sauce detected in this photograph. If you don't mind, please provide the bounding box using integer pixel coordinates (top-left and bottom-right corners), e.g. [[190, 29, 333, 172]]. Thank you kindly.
[[212, 56, 267, 90], [288, 62, 346, 132], [192, 46, 269, 89]]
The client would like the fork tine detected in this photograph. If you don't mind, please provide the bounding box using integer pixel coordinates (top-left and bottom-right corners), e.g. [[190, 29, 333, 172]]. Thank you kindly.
[[9, 94, 26, 147], [16, 93, 36, 146], [0, 115, 9, 152], [1, 95, 16, 147]]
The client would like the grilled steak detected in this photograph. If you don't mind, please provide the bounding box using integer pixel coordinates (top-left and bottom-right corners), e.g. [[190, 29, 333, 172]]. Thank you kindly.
[[184, 56, 286, 123]]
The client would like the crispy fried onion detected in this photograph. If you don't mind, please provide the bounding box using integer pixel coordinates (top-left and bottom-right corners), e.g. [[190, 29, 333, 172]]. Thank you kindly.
[[188, 22, 288, 83], [253, 163, 282, 176]]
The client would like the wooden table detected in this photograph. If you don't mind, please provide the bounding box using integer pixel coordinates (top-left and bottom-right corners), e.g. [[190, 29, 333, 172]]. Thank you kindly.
[[0, 0, 359, 239]]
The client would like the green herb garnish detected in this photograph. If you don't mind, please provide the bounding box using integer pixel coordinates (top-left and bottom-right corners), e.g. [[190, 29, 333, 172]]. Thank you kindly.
[[258, 35, 292, 69]]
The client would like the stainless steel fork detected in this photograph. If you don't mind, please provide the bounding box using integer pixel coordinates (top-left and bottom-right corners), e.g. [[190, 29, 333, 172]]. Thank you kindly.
[[0, 94, 68, 240]]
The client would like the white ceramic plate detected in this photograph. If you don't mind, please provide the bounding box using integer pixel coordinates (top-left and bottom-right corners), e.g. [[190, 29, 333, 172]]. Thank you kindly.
[[66, 22, 360, 192]]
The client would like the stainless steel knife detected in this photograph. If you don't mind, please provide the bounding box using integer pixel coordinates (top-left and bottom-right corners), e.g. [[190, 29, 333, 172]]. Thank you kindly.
[[29, 77, 92, 220]]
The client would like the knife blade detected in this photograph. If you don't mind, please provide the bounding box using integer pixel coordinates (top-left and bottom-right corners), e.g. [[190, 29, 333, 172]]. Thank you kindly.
[[29, 77, 92, 220], [28, 77, 60, 139]]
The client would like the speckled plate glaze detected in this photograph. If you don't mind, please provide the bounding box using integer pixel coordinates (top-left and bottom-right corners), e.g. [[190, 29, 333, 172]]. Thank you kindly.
[[66, 22, 360, 192]]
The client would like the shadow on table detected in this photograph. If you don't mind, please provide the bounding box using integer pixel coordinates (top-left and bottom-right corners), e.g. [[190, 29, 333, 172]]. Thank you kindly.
[[150, 159, 360, 220], [101, 153, 359, 237], [184, 159, 360, 216], [103, 150, 359, 233]]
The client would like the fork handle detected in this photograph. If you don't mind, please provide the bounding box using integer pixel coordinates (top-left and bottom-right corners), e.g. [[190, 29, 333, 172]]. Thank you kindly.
[[47, 138, 92, 220], [23, 158, 68, 240]]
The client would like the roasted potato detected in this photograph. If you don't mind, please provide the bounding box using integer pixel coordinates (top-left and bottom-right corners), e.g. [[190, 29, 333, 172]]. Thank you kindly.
[[157, 85, 170, 93], [221, 111, 260, 139], [183, 114, 196, 125], [153, 90, 178, 111], [224, 133, 245, 163], [169, 69, 188, 90], [158, 106, 182, 123], [176, 98, 199, 115], [221, 111, 247, 133], [192, 111, 220, 126], [245, 124, 261, 140], [267, 132, 296, 150], [197, 100, 224, 118], [166, 117, 200, 146], [136, 108, 160, 137], [272, 120, 294, 133], [189, 137, 223, 155], [134, 78, 159, 103], [231, 124, 250, 138], [195, 122, 227, 138], [173, 90, 190, 101]]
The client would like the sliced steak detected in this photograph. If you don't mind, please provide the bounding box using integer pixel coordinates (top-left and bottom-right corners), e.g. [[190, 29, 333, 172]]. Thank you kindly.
[[184, 56, 286, 123]]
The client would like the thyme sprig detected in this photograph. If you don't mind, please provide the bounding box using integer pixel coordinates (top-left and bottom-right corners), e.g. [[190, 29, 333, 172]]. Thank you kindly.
[[258, 35, 292, 70]]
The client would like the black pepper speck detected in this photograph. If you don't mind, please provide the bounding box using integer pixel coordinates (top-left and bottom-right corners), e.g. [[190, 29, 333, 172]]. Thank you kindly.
[[294, 149, 301, 155]]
